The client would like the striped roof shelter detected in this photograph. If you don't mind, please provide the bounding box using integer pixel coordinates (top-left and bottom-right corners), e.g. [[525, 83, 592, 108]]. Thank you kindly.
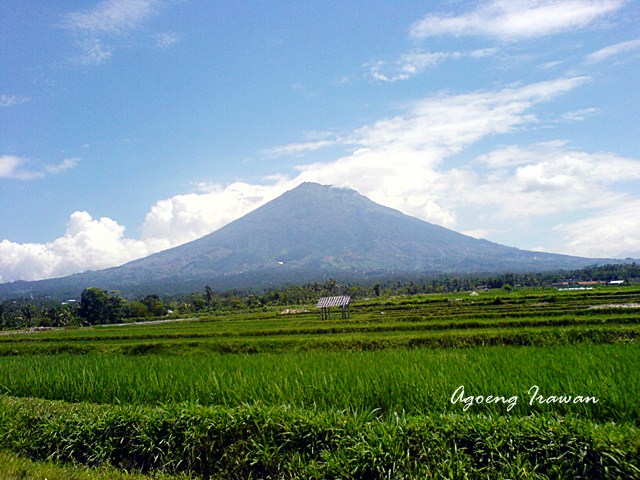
[[317, 296, 351, 319], [316, 296, 350, 308]]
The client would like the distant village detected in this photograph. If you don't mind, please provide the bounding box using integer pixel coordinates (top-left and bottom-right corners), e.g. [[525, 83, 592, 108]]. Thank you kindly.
[[551, 279, 625, 290]]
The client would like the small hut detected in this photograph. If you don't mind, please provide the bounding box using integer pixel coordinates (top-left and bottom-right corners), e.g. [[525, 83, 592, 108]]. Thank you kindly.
[[317, 295, 351, 320]]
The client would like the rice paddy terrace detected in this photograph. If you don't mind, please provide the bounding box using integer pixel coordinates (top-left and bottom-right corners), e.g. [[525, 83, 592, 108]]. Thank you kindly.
[[1, 286, 639, 478]]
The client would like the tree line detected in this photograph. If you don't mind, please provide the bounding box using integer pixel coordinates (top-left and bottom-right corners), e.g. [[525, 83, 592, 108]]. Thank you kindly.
[[0, 288, 172, 330], [1, 263, 637, 329]]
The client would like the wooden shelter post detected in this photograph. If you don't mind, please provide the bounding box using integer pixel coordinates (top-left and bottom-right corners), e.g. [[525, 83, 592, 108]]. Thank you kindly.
[[316, 296, 351, 320]]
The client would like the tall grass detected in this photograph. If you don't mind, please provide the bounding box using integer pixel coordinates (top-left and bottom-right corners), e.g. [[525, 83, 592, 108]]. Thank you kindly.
[[1, 396, 638, 479], [1, 344, 637, 421]]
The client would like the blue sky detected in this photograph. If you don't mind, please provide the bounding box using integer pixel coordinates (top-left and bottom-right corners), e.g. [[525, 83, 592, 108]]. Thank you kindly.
[[1, 0, 639, 282]]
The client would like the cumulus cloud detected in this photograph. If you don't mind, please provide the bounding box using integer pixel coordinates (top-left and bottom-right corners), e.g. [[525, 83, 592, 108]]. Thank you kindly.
[[141, 76, 593, 244], [551, 200, 640, 258], [134, 76, 639, 261], [468, 142, 640, 217], [292, 149, 459, 228], [4, 75, 638, 282], [410, 0, 624, 40], [1, 183, 296, 282], [0, 212, 149, 283], [140, 181, 295, 251]]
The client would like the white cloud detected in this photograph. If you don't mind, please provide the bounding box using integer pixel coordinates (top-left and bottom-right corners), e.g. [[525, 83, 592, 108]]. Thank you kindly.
[[62, 0, 158, 34], [476, 141, 568, 168], [75, 38, 114, 65], [463, 143, 640, 222], [45, 158, 80, 175], [585, 38, 640, 63], [140, 181, 295, 251], [0, 242, 55, 284], [479, 143, 640, 185], [0, 181, 294, 283], [0, 212, 149, 283], [155, 32, 180, 48], [254, 78, 638, 254], [292, 149, 459, 228], [0, 156, 44, 180], [262, 131, 347, 156], [5, 75, 638, 282], [0, 95, 29, 107], [539, 60, 566, 70], [0, 155, 79, 180], [263, 139, 343, 156], [559, 107, 599, 122], [241, 77, 591, 228], [366, 49, 496, 82], [552, 200, 640, 258], [139, 77, 629, 260], [352, 77, 589, 152], [469, 48, 499, 58], [367, 51, 450, 82], [410, 0, 624, 40], [62, 0, 161, 65], [1, 156, 26, 178]]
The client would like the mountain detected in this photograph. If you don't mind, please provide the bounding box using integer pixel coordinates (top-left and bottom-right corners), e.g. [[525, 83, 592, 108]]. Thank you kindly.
[[0, 182, 609, 297]]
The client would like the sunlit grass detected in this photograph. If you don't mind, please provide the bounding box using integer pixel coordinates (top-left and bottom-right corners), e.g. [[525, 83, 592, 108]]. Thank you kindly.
[[0, 344, 637, 421], [0, 450, 189, 480]]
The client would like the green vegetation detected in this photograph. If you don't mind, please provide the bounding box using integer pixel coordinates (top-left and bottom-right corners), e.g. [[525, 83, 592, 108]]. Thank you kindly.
[[0, 345, 638, 421], [0, 450, 188, 480], [1, 397, 638, 479], [1, 262, 638, 330], [0, 282, 639, 478]]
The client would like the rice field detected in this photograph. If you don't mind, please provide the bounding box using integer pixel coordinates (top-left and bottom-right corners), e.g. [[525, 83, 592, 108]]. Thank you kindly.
[[0, 344, 637, 422], [1, 286, 639, 478]]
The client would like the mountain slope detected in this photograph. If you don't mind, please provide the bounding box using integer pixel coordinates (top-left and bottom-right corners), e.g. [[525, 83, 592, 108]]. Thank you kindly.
[[1, 182, 606, 297], [117, 182, 596, 274]]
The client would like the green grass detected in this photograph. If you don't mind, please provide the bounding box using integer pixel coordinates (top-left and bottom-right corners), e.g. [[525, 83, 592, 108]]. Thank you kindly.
[[0, 344, 638, 421], [1, 396, 638, 479], [1, 286, 639, 478], [0, 450, 188, 480], [1, 287, 638, 356]]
